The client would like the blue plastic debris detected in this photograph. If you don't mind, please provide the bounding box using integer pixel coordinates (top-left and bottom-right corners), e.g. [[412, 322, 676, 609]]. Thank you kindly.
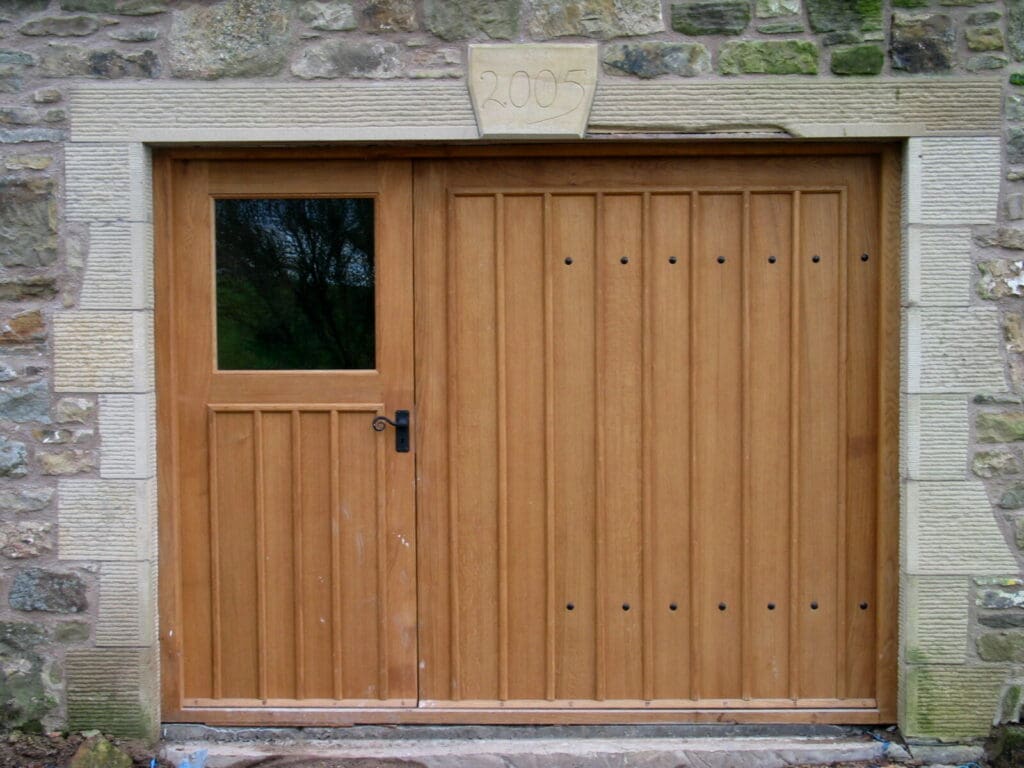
[[178, 748, 208, 768]]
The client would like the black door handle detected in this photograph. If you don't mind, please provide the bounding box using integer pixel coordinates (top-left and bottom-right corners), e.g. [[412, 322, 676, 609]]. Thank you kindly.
[[371, 410, 410, 453]]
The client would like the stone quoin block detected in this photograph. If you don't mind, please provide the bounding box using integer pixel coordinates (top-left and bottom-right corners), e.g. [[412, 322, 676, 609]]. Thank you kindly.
[[904, 480, 1018, 575], [903, 574, 970, 664], [58, 479, 155, 561], [79, 223, 154, 311], [64, 142, 152, 223], [907, 137, 1001, 224], [96, 561, 156, 648], [66, 647, 157, 737], [904, 226, 973, 307], [53, 311, 153, 393], [904, 665, 1007, 740], [98, 394, 155, 480], [904, 307, 1006, 394], [904, 395, 969, 481]]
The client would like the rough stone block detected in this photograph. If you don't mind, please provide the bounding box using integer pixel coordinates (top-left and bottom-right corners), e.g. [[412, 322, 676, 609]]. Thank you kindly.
[[64, 143, 151, 223], [80, 223, 153, 311], [98, 394, 155, 479], [66, 648, 157, 738], [905, 665, 1007, 740], [904, 480, 1018, 574], [96, 562, 154, 647], [58, 479, 154, 561], [907, 137, 1001, 224], [53, 311, 152, 393], [904, 307, 1006, 394], [904, 226, 972, 307], [903, 575, 969, 663], [904, 395, 968, 480]]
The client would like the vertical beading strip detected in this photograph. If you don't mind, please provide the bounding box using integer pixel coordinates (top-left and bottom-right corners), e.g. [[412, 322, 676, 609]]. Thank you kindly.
[[495, 194, 509, 702], [594, 192, 607, 701], [208, 410, 222, 699], [688, 192, 700, 700], [740, 191, 752, 700], [291, 410, 305, 700], [376, 416, 390, 699], [641, 192, 655, 702], [329, 410, 344, 699], [543, 193, 557, 701], [446, 193, 462, 700], [836, 189, 850, 699], [254, 411, 268, 700], [788, 193, 802, 700]]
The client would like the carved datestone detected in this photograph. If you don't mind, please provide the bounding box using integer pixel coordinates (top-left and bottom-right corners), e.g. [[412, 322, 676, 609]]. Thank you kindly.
[[468, 44, 598, 138]]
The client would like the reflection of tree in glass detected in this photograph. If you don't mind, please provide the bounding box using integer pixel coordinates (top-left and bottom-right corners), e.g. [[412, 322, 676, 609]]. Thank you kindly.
[[215, 198, 375, 370]]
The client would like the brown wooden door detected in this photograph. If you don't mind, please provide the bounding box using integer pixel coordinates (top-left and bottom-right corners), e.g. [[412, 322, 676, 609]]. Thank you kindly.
[[414, 151, 897, 720], [158, 159, 417, 715]]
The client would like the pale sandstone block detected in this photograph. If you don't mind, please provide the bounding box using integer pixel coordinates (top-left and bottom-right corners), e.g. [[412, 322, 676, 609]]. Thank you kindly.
[[904, 226, 972, 307], [80, 223, 153, 311], [58, 479, 155, 561], [66, 647, 157, 737], [468, 44, 598, 138], [904, 665, 1007, 740], [904, 480, 1017, 575], [65, 143, 150, 223], [54, 311, 152, 393], [904, 395, 969, 481], [99, 394, 155, 479], [96, 561, 155, 647], [904, 307, 1006, 394], [904, 575, 970, 664], [907, 137, 1001, 225]]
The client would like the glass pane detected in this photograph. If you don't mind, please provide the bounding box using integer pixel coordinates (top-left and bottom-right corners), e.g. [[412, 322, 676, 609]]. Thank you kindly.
[[214, 198, 375, 370]]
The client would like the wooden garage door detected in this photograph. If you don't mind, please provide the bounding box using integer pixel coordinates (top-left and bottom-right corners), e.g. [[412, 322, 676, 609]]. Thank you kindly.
[[414, 151, 898, 719]]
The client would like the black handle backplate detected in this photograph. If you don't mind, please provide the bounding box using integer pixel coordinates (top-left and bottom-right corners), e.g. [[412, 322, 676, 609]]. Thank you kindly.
[[372, 410, 410, 453]]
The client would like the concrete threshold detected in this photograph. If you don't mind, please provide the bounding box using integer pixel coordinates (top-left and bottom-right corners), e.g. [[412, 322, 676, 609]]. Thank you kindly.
[[161, 726, 916, 768]]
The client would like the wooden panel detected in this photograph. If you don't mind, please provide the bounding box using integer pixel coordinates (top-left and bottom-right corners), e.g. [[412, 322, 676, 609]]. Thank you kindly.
[[796, 192, 842, 699], [450, 194, 500, 699], [599, 194, 644, 701], [502, 195, 548, 700], [647, 193, 691, 700], [691, 193, 744, 700], [746, 193, 793, 700], [550, 194, 599, 701]]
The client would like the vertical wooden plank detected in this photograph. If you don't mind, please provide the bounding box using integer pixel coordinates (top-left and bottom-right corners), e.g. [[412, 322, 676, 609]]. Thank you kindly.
[[261, 411, 297, 698], [208, 409, 222, 699], [746, 193, 793, 699], [551, 194, 598, 701], [641, 192, 655, 703], [876, 148, 901, 720], [594, 192, 607, 702], [212, 411, 259, 698], [845, 159, 881, 700], [788, 192, 802, 701], [290, 410, 305, 699], [601, 193, 644, 701], [544, 194, 557, 702], [414, 160, 452, 701], [836, 189, 849, 699], [299, 411, 334, 699], [503, 195, 548, 700], [796, 192, 841, 699], [451, 194, 500, 699], [329, 411, 344, 700], [649, 192, 691, 700], [254, 412, 268, 700], [495, 195, 510, 702], [337, 411, 382, 699], [692, 192, 743, 700]]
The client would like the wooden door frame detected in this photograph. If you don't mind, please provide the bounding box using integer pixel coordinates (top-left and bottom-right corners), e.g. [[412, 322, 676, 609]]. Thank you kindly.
[[156, 141, 900, 727]]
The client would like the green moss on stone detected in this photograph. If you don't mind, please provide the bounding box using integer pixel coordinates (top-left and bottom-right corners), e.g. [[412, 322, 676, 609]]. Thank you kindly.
[[831, 44, 883, 74], [978, 412, 1024, 443], [893, 0, 929, 6], [758, 21, 804, 34], [670, 0, 751, 35], [978, 630, 1024, 662], [1012, 72, 1024, 87], [805, 0, 882, 35], [718, 40, 818, 75]]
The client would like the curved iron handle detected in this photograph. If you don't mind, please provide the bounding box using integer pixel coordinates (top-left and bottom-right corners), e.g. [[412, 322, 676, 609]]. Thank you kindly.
[[371, 410, 410, 452]]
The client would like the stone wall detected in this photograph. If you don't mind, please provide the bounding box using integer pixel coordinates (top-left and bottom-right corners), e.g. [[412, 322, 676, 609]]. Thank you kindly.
[[0, 0, 1022, 743]]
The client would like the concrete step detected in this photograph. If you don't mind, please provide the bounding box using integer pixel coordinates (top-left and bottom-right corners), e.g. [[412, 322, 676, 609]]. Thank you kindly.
[[163, 735, 900, 768]]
